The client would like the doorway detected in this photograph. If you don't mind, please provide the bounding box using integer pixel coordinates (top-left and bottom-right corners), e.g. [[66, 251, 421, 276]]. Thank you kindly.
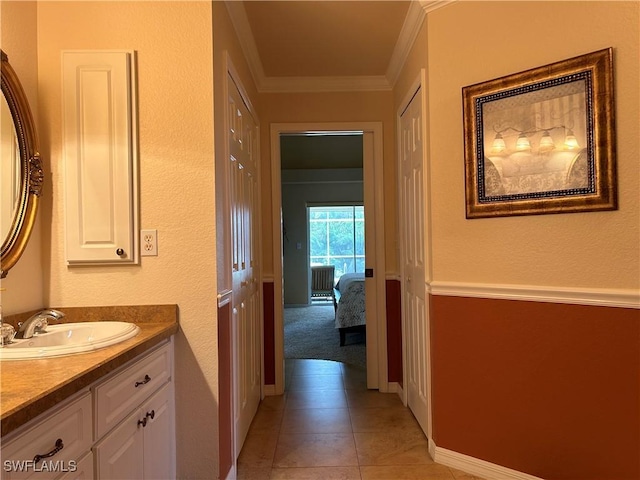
[[271, 122, 388, 395]]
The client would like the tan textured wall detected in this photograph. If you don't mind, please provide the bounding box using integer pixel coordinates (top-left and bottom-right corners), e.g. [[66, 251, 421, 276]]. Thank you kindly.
[[0, 1, 44, 314], [36, 2, 217, 478], [258, 91, 397, 275], [427, 1, 639, 289]]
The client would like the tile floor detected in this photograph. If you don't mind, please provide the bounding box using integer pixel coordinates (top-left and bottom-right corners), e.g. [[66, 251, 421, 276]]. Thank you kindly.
[[237, 359, 484, 480]]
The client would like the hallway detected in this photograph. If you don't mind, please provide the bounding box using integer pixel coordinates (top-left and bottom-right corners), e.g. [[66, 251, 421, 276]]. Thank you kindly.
[[237, 359, 483, 479]]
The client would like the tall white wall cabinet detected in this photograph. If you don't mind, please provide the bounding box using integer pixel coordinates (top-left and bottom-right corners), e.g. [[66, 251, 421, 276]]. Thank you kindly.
[[62, 51, 138, 265]]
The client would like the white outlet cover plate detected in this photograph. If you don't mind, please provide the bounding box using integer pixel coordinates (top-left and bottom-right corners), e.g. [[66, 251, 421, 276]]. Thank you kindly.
[[141, 229, 158, 256]]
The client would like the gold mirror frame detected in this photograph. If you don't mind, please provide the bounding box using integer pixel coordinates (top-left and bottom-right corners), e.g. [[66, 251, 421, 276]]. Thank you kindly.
[[1, 50, 43, 278]]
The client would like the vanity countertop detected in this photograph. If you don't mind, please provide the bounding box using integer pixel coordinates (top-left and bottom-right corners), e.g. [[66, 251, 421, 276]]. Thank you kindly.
[[0, 305, 179, 437]]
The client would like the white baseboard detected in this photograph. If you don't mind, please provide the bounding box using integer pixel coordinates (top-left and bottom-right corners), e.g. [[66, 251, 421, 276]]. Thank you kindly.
[[430, 281, 639, 309], [434, 446, 544, 480], [387, 382, 400, 394], [428, 438, 437, 460], [263, 384, 276, 396], [223, 464, 236, 480]]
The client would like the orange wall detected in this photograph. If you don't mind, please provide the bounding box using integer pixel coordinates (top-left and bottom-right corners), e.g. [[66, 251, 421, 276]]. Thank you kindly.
[[432, 296, 639, 479]]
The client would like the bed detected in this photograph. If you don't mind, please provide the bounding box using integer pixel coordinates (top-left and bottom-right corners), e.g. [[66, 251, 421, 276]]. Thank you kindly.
[[334, 272, 365, 346]]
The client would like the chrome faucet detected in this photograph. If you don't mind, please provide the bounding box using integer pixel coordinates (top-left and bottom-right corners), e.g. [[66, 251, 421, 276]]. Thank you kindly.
[[15, 309, 65, 339]]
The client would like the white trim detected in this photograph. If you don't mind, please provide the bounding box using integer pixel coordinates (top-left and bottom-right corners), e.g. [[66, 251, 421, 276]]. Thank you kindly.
[[420, 0, 458, 14], [395, 382, 405, 403], [262, 384, 276, 396], [271, 122, 388, 395], [387, 382, 400, 394], [217, 290, 233, 308], [224, 1, 265, 92], [222, 464, 236, 480], [386, 1, 425, 86], [428, 438, 437, 461], [434, 446, 545, 480], [386, 272, 401, 282], [262, 275, 274, 283], [430, 281, 640, 309]]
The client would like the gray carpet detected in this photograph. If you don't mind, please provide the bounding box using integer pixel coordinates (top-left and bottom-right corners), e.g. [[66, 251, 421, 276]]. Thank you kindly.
[[284, 305, 366, 369]]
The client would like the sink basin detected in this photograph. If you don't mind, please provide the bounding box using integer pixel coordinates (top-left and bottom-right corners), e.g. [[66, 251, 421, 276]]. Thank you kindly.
[[0, 322, 140, 360]]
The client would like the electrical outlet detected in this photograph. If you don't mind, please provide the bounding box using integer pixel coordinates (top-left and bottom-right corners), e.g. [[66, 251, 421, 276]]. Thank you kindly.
[[141, 229, 158, 256]]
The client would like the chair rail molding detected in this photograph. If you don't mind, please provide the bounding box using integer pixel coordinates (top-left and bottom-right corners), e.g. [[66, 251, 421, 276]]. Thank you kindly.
[[430, 281, 640, 309]]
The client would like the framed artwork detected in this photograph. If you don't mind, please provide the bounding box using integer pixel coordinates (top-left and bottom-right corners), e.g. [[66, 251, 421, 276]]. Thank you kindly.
[[462, 48, 616, 218]]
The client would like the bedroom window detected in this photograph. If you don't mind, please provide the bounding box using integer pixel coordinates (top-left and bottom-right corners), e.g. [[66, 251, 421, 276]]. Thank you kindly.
[[308, 205, 364, 282]]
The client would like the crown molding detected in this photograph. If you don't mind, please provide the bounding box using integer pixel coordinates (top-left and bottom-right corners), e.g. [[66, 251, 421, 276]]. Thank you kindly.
[[386, 0, 457, 86], [226, 0, 456, 94], [386, 0, 426, 86], [420, 0, 457, 14], [224, 1, 266, 90]]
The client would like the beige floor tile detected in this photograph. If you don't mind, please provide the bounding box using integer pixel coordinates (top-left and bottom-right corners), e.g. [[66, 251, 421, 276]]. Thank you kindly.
[[281, 407, 352, 434], [286, 388, 348, 410], [354, 430, 432, 466], [293, 359, 344, 376], [346, 389, 404, 409], [288, 374, 345, 391], [360, 463, 455, 479], [236, 465, 273, 480], [249, 407, 285, 434], [274, 433, 359, 468], [261, 393, 288, 412], [238, 431, 279, 468], [270, 466, 362, 479], [350, 406, 421, 433], [342, 366, 367, 390]]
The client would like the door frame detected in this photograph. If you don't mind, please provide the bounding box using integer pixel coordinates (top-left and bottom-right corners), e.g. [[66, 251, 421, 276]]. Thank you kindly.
[[270, 122, 388, 394], [397, 70, 434, 452]]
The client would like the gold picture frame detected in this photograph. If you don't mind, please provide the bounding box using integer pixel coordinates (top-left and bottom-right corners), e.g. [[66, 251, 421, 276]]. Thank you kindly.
[[462, 48, 616, 219]]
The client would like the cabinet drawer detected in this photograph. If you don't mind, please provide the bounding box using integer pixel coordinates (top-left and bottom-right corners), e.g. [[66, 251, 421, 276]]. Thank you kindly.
[[94, 342, 171, 438], [57, 452, 94, 480], [1, 392, 92, 480]]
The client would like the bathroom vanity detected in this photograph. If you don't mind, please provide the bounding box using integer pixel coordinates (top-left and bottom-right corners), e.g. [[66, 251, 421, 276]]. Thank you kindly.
[[0, 305, 178, 480]]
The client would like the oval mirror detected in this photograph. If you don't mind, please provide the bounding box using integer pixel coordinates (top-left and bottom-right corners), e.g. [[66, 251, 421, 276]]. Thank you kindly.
[[1, 50, 43, 278]]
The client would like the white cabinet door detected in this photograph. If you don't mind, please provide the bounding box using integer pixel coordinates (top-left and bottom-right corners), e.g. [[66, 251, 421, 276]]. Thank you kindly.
[[57, 452, 94, 480], [141, 384, 174, 480], [93, 409, 144, 480], [62, 50, 138, 265]]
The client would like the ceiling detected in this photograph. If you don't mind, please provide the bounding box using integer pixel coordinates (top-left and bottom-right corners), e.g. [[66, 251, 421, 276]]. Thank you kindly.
[[280, 134, 364, 170], [226, 1, 451, 168], [243, 1, 410, 78], [225, 0, 449, 93]]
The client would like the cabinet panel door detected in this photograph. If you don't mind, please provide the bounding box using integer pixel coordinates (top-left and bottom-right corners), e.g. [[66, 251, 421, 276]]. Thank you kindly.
[[62, 50, 138, 265], [57, 452, 94, 480], [93, 409, 144, 480], [141, 383, 174, 480]]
